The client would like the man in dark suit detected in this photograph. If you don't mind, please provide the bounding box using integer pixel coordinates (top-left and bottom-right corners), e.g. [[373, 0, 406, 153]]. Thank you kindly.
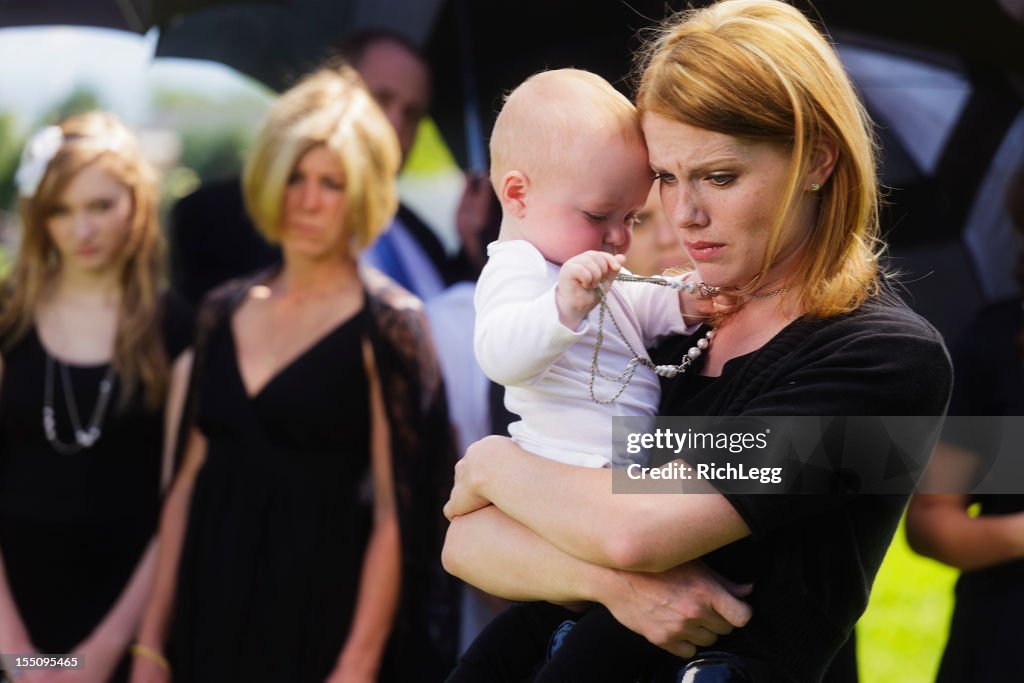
[[342, 29, 492, 300]]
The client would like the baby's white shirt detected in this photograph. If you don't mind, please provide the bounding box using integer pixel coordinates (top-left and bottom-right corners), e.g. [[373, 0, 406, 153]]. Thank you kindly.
[[474, 240, 690, 467]]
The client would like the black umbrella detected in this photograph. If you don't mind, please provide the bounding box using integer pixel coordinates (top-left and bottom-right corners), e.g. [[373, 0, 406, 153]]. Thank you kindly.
[[153, 0, 670, 172], [809, 2, 1024, 341], [0, 0, 277, 33], [811, 0, 1024, 76], [428, 0, 1024, 171], [154, 0, 446, 92], [153, 0, 1024, 178], [426, 0, 670, 173]]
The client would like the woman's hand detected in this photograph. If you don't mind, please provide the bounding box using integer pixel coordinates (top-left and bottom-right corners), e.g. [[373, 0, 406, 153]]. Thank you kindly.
[[127, 645, 171, 683], [444, 435, 510, 520], [59, 633, 124, 683], [598, 560, 753, 658]]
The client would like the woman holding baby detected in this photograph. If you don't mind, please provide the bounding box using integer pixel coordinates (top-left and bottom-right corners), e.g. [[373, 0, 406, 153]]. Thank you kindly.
[[443, 0, 952, 681]]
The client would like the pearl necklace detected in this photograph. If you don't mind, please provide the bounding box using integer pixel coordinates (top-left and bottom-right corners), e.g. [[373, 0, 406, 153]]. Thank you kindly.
[[588, 273, 791, 404]]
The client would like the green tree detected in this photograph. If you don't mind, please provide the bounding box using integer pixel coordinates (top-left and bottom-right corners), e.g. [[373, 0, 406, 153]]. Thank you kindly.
[[0, 112, 22, 211], [38, 86, 103, 125], [0, 87, 104, 213]]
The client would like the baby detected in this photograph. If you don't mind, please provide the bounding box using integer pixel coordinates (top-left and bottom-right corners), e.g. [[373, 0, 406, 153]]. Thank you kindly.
[[474, 68, 708, 468], [461, 69, 711, 682]]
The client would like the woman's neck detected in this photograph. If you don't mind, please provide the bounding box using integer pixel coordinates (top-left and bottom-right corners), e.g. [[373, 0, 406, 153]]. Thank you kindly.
[[273, 254, 359, 302], [49, 266, 122, 306], [37, 269, 122, 364], [701, 289, 803, 377]]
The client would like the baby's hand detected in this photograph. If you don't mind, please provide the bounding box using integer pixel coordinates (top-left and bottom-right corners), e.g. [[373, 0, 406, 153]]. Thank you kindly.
[[556, 251, 626, 330], [678, 274, 738, 326]]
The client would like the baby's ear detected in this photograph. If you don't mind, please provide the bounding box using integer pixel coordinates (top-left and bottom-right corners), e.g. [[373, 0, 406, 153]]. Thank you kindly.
[[499, 170, 529, 218]]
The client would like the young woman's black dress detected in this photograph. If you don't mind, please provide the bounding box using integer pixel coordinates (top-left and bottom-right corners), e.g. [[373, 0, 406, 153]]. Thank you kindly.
[[0, 298, 193, 682], [934, 298, 1024, 683], [169, 304, 383, 682]]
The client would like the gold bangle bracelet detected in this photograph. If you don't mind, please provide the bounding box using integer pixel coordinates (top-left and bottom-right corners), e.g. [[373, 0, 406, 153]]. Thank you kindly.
[[130, 643, 170, 673]]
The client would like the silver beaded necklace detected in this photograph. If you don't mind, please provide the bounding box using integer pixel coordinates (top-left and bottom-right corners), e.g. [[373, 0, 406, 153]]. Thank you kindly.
[[588, 273, 788, 405], [588, 274, 713, 405], [42, 353, 117, 454]]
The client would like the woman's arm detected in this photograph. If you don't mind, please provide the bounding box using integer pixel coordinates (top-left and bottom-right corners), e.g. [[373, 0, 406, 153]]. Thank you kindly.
[[63, 539, 156, 682], [0, 355, 39, 666], [130, 352, 207, 683], [327, 340, 401, 682], [444, 505, 603, 603], [443, 504, 752, 658], [906, 441, 1024, 571], [0, 550, 37, 673], [0, 356, 52, 683], [906, 494, 1024, 572], [69, 348, 196, 682], [445, 436, 749, 572]]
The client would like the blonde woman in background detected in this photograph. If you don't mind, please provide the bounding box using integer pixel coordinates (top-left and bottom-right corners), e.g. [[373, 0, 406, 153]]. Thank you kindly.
[[131, 67, 457, 683], [0, 112, 193, 683]]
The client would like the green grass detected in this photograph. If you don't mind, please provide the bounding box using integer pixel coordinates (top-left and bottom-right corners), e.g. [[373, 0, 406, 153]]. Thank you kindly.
[[856, 516, 958, 682]]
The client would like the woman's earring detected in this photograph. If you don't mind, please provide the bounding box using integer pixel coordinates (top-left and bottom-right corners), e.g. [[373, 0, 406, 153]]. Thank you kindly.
[[809, 182, 822, 192]]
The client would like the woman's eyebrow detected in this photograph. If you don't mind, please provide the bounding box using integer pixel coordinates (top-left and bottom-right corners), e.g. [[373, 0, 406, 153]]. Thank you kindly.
[[650, 151, 747, 173], [685, 155, 746, 174]]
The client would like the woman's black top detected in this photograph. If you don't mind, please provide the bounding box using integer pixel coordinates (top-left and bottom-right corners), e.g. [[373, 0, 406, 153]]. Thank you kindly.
[[0, 294, 193, 677], [653, 296, 952, 682]]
